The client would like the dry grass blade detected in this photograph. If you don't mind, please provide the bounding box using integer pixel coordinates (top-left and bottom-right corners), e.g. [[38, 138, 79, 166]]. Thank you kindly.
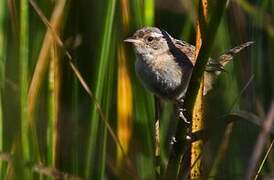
[[28, 0, 71, 60], [0, 152, 12, 162], [68, 62, 129, 158], [255, 139, 274, 180], [29, 0, 132, 167], [7, 0, 19, 40], [33, 164, 82, 180], [27, 0, 67, 163], [28, 0, 67, 115], [227, 111, 274, 135], [245, 101, 274, 180], [228, 74, 254, 112]]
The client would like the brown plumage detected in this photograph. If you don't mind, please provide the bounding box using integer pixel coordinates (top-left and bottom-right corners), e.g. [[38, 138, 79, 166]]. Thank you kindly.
[[125, 27, 254, 99]]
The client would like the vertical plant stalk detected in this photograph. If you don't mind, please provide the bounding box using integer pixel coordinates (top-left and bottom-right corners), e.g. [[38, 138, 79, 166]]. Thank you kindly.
[[50, 42, 62, 169], [20, 0, 30, 169], [0, 0, 7, 169], [116, 0, 133, 171], [184, 0, 227, 116], [190, 83, 204, 178], [165, 0, 227, 179], [117, 44, 133, 169], [190, 0, 208, 178]]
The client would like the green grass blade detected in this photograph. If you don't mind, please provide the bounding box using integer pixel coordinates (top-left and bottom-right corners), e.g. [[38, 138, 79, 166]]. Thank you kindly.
[[85, 0, 117, 178], [19, 0, 30, 177], [132, 0, 143, 27], [144, 0, 154, 26], [0, 0, 7, 176]]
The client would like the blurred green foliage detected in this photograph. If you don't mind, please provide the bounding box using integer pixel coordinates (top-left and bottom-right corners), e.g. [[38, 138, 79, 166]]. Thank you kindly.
[[0, 0, 273, 179]]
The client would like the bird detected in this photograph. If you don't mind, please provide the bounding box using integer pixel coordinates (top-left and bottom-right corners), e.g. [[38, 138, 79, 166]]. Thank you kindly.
[[124, 27, 253, 122]]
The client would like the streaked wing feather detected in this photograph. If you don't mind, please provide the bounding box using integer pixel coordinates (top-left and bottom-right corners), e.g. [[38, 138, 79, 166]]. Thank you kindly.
[[174, 39, 196, 64]]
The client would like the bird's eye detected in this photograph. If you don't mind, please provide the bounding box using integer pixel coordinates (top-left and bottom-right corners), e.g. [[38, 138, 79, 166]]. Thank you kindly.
[[146, 36, 154, 42]]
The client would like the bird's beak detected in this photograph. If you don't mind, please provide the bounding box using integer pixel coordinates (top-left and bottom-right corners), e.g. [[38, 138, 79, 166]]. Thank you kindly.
[[124, 37, 141, 44]]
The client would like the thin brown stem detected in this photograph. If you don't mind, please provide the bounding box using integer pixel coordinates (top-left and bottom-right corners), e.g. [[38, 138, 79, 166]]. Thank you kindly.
[[245, 101, 274, 180]]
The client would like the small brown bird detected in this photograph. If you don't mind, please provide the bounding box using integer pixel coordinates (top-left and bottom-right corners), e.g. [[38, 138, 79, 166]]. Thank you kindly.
[[125, 27, 253, 122]]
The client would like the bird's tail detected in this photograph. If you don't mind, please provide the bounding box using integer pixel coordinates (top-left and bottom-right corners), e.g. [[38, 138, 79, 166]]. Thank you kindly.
[[204, 41, 254, 95], [205, 41, 254, 72]]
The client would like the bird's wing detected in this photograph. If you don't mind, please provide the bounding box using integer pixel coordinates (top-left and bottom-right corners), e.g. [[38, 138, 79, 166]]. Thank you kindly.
[[174, 39, 196, 65], [173, 39, 254, 95]]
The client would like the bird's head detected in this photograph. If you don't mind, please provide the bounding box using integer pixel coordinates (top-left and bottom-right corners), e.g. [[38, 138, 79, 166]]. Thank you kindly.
[[124, 27, 172, 60]]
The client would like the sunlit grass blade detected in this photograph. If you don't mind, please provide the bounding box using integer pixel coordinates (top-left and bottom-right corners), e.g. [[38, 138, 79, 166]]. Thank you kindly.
[[116, 44, 133, 170], [49, 42, 60, 170], [189, 0, 208, 178], [116, 0, 133, 173], [144, 0, 154, 26]]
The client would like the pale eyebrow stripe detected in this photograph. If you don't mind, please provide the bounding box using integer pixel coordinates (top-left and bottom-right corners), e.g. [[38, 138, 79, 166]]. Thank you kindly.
[[150, 32, 163, 38]]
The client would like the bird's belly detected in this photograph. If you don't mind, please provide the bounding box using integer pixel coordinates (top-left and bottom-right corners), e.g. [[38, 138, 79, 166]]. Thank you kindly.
[[135, 60, 182, 100]]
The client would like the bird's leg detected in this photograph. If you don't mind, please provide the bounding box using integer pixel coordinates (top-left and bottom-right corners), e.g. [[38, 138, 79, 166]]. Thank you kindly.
[[175, 98, 190, 124], [154, 96, 161, 177], [154, 97, 161, 157]]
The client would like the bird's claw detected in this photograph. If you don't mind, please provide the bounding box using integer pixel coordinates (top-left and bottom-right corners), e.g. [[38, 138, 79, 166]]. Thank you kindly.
[[178, 108, 190, 124], [170, 136, 177, 145]]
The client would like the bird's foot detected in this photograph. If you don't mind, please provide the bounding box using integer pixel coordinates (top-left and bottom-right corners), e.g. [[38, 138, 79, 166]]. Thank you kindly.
[[178, 108, 190, 124]]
